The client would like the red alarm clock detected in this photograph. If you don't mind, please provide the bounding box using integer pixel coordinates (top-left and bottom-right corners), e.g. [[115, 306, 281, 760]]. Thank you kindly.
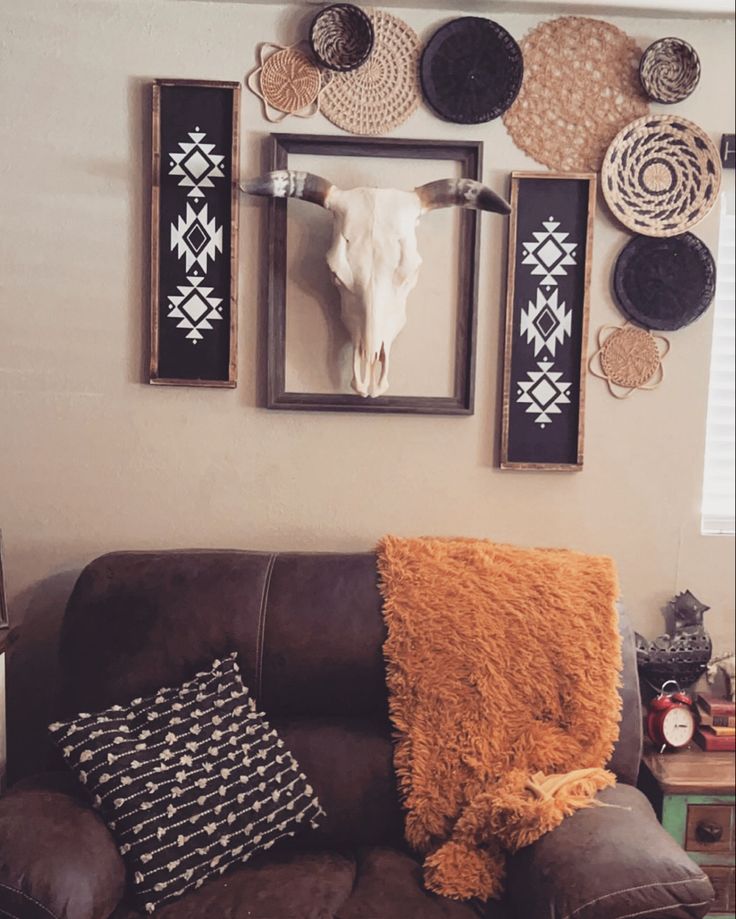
[[646, 680, 696, 751]]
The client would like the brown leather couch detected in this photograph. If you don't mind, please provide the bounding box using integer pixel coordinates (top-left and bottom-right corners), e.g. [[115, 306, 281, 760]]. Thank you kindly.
[[0, 550, 714, 918]]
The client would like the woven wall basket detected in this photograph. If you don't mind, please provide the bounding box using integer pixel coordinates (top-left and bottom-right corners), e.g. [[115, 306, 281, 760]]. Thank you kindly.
[[319, 9, 421, 136], [639, 37, 701, 104], [589, 324, 670, 399], [247, 43, 327, 122], [613, 233, 716, 331], [502, 16, 649, 172], [602, 115, 721, 237], [309, 4, 374, 72], [420, 17, 523, 124]]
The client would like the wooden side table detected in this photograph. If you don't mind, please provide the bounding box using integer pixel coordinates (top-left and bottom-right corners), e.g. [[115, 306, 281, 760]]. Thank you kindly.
[[640, 742, 736, 918]]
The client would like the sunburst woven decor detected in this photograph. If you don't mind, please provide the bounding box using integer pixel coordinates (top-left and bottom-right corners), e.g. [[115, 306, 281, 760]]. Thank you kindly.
[[589, 324, 670, 399], [319, 9, 421, 136], [601, 115, 721, 237], [502, 16, 649, 172], [247, 43, 328, 123]]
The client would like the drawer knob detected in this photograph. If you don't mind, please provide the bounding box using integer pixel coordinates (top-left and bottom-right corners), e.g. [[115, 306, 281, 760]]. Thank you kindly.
[[696, 821, 723, 843]]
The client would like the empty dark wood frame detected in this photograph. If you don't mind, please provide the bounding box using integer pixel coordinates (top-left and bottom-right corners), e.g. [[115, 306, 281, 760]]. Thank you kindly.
[[258, 134, 490, 414]]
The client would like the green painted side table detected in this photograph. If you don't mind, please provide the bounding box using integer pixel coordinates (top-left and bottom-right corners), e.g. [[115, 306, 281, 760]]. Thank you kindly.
[[640, 742, 736, 918]]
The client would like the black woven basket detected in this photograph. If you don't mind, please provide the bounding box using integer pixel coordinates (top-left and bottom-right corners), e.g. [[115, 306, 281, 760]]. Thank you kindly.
[[309, 4, 374, 73]]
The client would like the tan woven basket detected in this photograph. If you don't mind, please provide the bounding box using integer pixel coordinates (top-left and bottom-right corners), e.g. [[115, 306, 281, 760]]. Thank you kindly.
[[502, 16, 649, 172], [601, 115, 721, 237], [247, 43, 327, 123], [320, 9, 421, 136]]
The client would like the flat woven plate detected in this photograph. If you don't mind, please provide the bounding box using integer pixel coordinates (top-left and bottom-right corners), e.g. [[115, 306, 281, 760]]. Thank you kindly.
[[602, 115, 721, 237], [613, 233, 716, 331], [639, 37, 701, 104], [502, 16, 649, 172], [420, 17, 523, 124], [320, 9, 420, 135]]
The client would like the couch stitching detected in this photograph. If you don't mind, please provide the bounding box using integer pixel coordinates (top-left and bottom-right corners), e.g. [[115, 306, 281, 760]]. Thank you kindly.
[[563, 875, 713, 919], [0, 883, 58, 919], [611, 900, 712, 919], [255, 553, 277, 701]]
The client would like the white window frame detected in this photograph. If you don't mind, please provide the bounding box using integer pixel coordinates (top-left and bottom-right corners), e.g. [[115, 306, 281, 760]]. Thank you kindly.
[[701, 190, 735, 535]]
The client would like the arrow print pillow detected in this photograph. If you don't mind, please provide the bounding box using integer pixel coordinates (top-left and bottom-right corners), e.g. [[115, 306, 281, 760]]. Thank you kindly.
[[49, 653, 325, 914]]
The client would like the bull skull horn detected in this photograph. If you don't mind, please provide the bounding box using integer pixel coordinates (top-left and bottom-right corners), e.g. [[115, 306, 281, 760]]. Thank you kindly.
[[415, 179, 511, 216], [240, 170, 335, 208]]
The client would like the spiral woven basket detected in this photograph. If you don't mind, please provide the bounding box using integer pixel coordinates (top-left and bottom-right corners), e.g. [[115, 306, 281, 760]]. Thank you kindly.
[[639, 37, 701, 104], [319, 9, 421, 136], [309, 4, 374, 73], [602, 115, 721, 237], [260, 47, 323, 114], [599, 326, 662, 388]]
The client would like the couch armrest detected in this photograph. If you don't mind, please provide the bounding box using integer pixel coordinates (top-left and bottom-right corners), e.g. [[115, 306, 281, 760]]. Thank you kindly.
[[0, 773, 126, 919], [505, 784, 714, 919]]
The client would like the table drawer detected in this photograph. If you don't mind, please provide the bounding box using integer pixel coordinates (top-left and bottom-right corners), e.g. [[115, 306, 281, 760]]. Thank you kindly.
[[686, 804, 735, 854], [703, 865, 734, 913]]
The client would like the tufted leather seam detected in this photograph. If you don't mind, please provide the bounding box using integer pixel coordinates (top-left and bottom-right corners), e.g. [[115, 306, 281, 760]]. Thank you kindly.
[[565, 874, 714, 919], [255, 553, 277, 701], [0, 883, 58, 919]]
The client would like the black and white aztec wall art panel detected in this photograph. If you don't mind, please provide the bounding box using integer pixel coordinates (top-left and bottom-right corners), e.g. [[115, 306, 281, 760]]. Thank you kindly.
[[501, 173, 596, 470], [150, 80, 240, 386]]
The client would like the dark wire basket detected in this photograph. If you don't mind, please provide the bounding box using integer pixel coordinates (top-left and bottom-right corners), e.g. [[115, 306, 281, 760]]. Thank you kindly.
[[636, 629, 713, 690], [309, 4, 375, 73]]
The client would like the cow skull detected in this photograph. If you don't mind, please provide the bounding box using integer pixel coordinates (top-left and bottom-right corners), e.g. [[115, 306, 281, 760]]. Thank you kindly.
[[242, 170, 510, 397]]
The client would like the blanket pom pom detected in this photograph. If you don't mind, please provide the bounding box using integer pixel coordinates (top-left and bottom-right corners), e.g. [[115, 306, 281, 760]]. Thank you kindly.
[[423, 840, 505, 901]]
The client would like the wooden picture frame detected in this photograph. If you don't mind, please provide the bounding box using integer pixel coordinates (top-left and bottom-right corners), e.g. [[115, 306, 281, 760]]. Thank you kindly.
[[500, 172, 596, 471], [149, 79, 240, 387], [0, 531, 8, 630], [261, 134, 485, 414]]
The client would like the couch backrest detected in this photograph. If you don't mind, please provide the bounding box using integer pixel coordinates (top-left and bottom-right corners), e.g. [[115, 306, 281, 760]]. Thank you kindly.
[[57, 549, 642, 847]]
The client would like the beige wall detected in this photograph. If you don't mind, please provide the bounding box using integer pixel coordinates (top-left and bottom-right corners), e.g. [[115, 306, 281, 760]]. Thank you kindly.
[[1, 0, 734, 776]]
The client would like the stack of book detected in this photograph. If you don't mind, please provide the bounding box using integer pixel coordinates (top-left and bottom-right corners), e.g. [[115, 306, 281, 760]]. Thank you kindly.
[[694, 692, 736, 751]]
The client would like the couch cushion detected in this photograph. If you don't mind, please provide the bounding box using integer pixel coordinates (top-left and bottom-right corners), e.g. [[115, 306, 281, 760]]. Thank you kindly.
[[335, 847, 504, 919], [49, 654, 324, 914], [276, 717, 404, 848], [109, 849, 357, 919]]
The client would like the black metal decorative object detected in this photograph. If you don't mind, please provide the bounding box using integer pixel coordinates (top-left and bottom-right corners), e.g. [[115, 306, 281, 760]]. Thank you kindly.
[[613, 233, 716, 331], [150, 80, 240, 387], [636, 590, 713, 690], [420, 17, 523, 124], [309, 4, 374, 72], [639, 37, 701, 104]]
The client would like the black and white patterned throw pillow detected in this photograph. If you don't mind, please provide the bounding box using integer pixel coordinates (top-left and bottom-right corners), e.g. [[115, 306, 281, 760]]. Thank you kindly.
[[49, 653, 324, 914]]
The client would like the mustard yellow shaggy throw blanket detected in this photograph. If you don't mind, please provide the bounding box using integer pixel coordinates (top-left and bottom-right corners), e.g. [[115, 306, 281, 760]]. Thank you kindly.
[[377, 536, 622, 901]]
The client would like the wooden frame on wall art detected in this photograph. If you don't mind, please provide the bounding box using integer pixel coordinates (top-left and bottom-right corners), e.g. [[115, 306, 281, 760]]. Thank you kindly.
[[500, 172, 596, 470], [149, 79, 240, 387], [261, 134, 485, 414]]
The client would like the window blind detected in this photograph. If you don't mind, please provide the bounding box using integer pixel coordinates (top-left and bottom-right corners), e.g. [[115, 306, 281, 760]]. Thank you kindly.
[[702, 192, 735, 535]]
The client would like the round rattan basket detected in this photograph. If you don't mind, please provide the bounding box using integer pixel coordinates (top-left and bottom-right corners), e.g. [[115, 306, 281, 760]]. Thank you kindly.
[[601, 115, 721, 237], [319, 9, 421, 136], [309, 4, 374, 73], [639, 37, 701, 104]]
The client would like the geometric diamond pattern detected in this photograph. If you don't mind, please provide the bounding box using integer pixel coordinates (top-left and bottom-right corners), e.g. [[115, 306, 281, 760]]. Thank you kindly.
[[516, 360, 572, 428], [167, 274, 223, 344], [521, 217, 577, 287], [169, 128, 225, 200], [520, 288, 572, 358], [171, 204, 223, 272]]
